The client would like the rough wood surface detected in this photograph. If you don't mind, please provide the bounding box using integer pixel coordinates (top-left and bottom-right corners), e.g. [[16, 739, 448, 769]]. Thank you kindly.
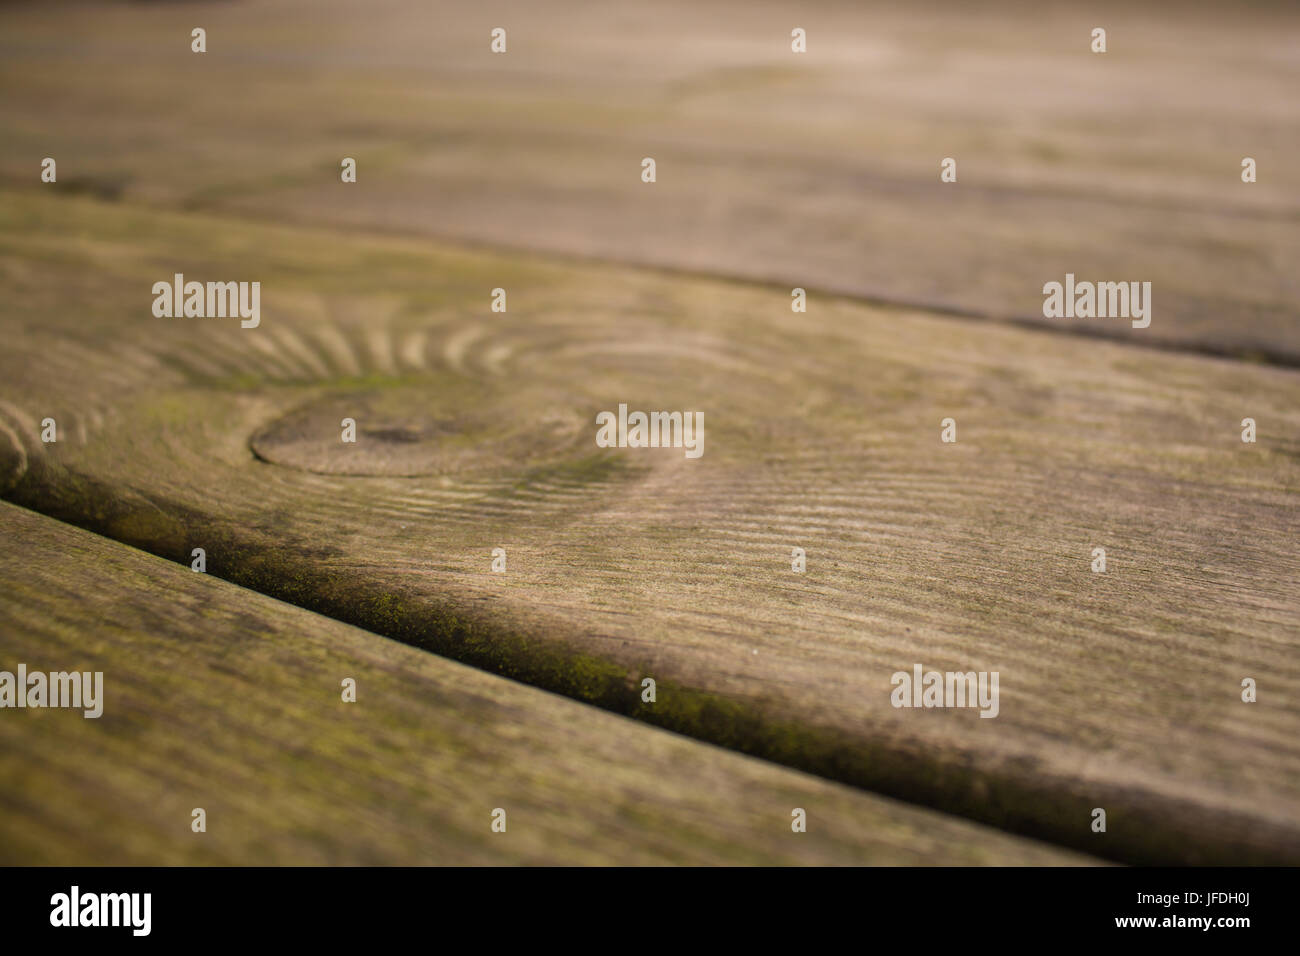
[[2, 502, 1095, 865], [1, 194, 1296, 864], [1, 0, 1297, 360]]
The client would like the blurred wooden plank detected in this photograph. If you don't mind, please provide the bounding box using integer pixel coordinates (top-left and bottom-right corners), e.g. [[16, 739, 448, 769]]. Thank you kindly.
[[0, 0, 1296, 360], [1, 193, 1296, 864], [1, 501, 1093, 865]]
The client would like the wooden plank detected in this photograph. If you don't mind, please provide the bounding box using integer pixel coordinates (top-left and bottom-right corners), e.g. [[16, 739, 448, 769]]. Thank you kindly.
[[0, 0, 1297, 360], [0, 501, 1093, 865], [1, 194, 1296, 864]]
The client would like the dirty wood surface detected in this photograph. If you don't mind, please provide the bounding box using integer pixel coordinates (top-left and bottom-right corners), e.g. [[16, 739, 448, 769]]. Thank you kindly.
[[2, 502, 1100, 865], [1, 194, 1296, 865]]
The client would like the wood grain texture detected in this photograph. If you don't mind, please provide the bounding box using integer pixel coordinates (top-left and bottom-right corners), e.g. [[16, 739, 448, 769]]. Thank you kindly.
[[2, 502, 1095, 865], [1, 194, 1296, 864], [0, 0, 1297, 360]]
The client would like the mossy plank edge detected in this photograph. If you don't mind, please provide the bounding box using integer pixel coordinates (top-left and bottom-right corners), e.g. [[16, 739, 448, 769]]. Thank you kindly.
[[0, 502, 1098, 866]]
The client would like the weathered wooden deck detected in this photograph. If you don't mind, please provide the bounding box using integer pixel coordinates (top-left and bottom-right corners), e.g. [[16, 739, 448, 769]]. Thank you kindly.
[[4, 501, 1095, 865], [0, 0, 1297, 865]]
